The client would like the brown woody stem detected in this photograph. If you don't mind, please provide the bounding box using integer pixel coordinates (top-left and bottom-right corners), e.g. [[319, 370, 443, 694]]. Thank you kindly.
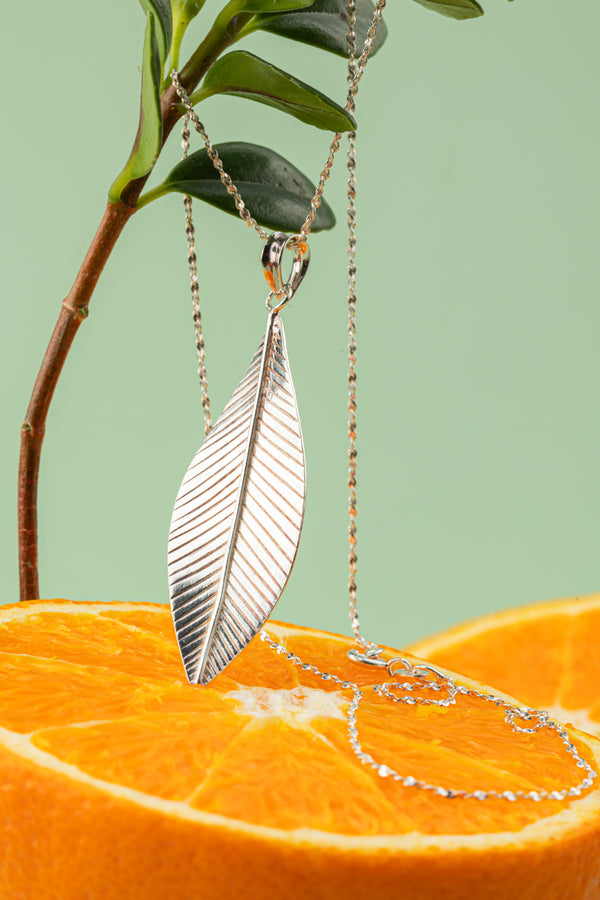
[[18, 202, 135, 601], [17, 12, 251, 601]]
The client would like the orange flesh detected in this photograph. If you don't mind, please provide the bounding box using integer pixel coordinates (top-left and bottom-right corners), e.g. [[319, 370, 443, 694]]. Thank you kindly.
[[0, 604, 594, 838], [408, 600, 600, 729]]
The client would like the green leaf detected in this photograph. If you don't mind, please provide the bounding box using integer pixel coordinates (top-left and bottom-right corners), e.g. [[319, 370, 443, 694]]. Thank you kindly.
[[172, 0, 206, 20], [108, 14, 162, 202], [241, 0, 315, 11], [411, 0, 483, 18], [194, 50, 355, 132], [139, 0, 173, 64], [170, 0, 207, 72], [143, 142, 335, 231], [251, 0, 388, 58]]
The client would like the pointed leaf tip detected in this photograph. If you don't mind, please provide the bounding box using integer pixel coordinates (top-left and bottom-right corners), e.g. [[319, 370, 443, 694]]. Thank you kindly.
[[109, 13, 163, 202], [411, 0, 484, 19], [252, 0, 388, 58], [139, 0, 173, 63], [199, 50, 356, 132]]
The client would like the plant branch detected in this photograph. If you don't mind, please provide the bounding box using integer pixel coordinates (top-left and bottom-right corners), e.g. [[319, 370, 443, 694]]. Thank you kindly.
[[18, 203, 134, 602], [18, 10, 253, 601]]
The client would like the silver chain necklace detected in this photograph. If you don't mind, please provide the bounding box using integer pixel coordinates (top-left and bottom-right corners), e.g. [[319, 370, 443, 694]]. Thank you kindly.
[[170, 1, 597, 803]]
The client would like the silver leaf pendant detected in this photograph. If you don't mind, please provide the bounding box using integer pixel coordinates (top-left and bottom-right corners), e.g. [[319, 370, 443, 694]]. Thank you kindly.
[[168, 234, 309, 684]]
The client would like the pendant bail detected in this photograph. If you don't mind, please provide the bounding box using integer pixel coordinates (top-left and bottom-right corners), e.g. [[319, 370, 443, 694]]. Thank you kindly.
[[262, 233, 310, 313]]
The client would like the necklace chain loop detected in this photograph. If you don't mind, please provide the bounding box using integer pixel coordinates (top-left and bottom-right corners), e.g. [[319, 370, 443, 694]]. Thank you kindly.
[[259, 628, 597, 802], [176, 0, 598, 803]]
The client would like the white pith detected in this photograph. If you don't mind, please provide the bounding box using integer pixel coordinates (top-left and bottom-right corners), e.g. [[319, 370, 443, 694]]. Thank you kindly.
[[228, 685, 347, 723]]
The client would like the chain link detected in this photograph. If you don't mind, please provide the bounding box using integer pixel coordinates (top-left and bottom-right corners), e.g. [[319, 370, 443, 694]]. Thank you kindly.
[[346, 0, 360, 647], [297, 0, 386, 242], [345, 0, 375, 652], [171, 72, 270, 242], [181, 114, 212, 435]]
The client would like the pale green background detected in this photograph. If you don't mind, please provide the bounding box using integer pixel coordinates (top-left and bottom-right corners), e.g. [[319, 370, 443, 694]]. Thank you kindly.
[[1, 1, 599, 649]]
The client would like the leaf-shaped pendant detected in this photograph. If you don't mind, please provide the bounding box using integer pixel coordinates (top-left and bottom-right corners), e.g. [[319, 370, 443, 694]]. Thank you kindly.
[[168, 234, 308, 685]]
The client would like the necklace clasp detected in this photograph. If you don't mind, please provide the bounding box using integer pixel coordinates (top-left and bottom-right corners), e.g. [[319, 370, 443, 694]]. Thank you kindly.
[[347, 646, 390, 668]]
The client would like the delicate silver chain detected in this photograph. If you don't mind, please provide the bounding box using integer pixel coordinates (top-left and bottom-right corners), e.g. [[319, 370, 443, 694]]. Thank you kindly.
[[298, 0, 385, 243], [346, 0, 360, 648], [259, 629, 597, 802], [177, 0, 597, 802], [345, 0, 375, 653], [181, 114, 212, 434], [172, 73, 270, 241]]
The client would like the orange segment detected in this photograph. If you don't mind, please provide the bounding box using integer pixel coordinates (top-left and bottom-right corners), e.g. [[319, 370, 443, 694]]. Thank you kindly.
[[0, 600, 599, 900], [32, 704, 251, 802], [407, 593, 600, 737], [0, 606, 181, 679]]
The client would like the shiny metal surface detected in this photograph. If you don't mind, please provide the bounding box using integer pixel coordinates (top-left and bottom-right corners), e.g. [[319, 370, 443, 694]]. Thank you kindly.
[[168, 310, 305, 684], [261, 233, 310, 313]]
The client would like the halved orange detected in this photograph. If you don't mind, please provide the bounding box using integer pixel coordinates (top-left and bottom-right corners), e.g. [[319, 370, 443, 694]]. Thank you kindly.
[[407, 593, 600, 739], [0, 599, 599, 899]]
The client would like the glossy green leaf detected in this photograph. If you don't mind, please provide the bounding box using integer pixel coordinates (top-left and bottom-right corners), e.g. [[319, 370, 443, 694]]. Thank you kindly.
[[108, 14, 162, 202], [139, 0, 173, 63], [411, 0, 483, 19], [195, 50, 355, 131], [251, 0, 387, 58], [146, 142, 335, 231]]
